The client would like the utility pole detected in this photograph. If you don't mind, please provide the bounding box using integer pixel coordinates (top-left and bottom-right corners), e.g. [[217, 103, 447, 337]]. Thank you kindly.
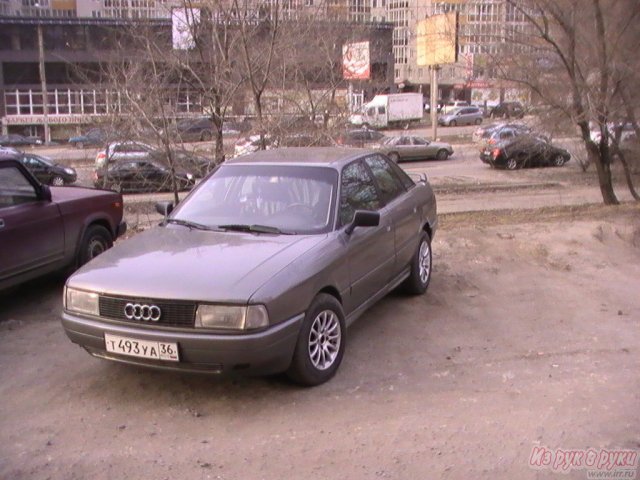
[[430, 65, 439, 141], [37, 23, 51, 144]]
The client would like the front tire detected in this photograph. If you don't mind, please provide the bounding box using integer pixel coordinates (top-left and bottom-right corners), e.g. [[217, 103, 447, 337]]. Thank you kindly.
[[506, 157, 519, 170], [450, 120, 457, 127], [287, 294, 346, 386], [77, 225, 113, 267], [403, 232, 432, 295], [388, 152, 400, 163], [553, 154, 566, 167]]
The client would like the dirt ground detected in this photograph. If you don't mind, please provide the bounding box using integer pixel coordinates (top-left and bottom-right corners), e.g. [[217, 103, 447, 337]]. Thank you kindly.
[[1, 139, 640, 479]]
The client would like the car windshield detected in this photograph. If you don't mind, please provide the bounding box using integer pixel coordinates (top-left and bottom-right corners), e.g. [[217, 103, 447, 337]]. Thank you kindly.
[[171, 164, 338, 234]]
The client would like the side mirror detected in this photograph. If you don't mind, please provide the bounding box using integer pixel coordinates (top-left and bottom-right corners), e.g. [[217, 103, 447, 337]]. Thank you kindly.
[[155, 201, 174, 216], [345, 210, 380, 235], [39, 184, 52, 202]]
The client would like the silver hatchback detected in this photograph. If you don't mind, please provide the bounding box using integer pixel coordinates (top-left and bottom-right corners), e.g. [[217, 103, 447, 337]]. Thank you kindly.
[[439, 107, 484, 127]]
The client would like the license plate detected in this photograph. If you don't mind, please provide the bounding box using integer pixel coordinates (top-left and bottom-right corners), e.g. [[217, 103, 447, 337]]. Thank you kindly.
[[104, 333, 179, 362]]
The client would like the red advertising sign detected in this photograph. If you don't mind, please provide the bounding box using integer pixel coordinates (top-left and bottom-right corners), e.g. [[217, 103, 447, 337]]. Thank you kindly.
[[342, 41, 370, 80]]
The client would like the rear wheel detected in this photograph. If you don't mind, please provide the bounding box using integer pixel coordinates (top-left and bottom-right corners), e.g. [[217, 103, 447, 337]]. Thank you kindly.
[[475, 118, 482, 125], [450, 120, 457, 127], [287, 294, 346, 386], [403, 232, 432, 295], [436, 149, 449, 160], [506, 157, 519, 170], [77, 225, 113, 266], [74, 141, 84, 149], [200, 130, 212, 142], [50, 175, 65, 186]]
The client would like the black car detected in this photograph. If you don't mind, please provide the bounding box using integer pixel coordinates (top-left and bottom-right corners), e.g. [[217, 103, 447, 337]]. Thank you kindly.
[[481, 135, 571, 170], [335, 128, 385, 148], [95, 160, 196, 193], [490, 102, 525, 119], [0, 134, 43, 147], [19, 153, 77, 185]]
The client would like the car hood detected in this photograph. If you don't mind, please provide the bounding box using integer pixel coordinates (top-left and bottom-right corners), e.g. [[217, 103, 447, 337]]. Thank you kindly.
[[68, 227, 326, 303]]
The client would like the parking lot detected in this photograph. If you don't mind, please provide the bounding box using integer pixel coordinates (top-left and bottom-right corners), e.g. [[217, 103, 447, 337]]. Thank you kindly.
[[1, 132, 639, 479]]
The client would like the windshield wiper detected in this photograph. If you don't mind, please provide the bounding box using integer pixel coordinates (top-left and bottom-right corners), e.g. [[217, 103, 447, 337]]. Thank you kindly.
[[164, 218, 219, 231], [218, 224, 291, 235]]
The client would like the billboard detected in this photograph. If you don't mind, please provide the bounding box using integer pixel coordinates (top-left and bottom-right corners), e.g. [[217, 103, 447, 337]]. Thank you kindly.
[[172, 7, 201, 50], [342, 41, 370, 80], [417, 12, 458, 66]]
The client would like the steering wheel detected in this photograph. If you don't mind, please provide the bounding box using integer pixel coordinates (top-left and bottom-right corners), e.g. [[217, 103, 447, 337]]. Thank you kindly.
[[284, 203, 315, 215]]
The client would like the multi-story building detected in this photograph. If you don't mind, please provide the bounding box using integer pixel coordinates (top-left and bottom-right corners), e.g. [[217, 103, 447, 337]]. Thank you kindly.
[[370, 0, 533, 102], [0, 0, 393, 139]]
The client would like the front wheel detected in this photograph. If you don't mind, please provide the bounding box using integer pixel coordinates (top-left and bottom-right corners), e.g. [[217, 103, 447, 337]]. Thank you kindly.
[[74, 141, 84, 149], [450, 120, 457, 127], [475, 118, 482, 125], [77, 225, 113, 267], [403, 232, 432, 295], [436, 149, 449, 161], [553, 154, 566, 167], [287, 294, 346, 386], [388, 152, 400, 163]]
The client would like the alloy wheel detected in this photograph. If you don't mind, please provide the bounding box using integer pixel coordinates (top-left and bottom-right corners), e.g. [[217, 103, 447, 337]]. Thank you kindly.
[[419, 239, 431, 284], [308, 310, 341, 371]]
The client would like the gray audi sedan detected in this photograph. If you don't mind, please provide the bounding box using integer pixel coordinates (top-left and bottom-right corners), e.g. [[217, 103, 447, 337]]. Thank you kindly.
[[62, 148, 437, 386]]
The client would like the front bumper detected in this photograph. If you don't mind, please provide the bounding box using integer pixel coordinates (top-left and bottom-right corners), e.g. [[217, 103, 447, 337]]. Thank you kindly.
[[62, 311, 304, 375]]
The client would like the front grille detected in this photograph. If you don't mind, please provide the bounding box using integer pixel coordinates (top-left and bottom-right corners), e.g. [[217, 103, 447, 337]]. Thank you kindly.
[[99, 295, 196, 327]]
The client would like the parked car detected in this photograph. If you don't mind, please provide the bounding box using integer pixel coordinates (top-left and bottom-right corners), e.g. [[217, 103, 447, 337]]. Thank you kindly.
[[438, 106, 483, 127], [441, 100, 469, 115], [480, 135, 571, 170], [489, 102, 525, 119], [423, 100, 443, 114], [480, 124, 533, 149], [0, 151, 125, 290], [95, 160, 196, 193], [335, 128, 386, 148], [18, 153, 77, 186], [95, 141, 209, 176], [95, 141, 155, 169], [589, 122, 636, 145], [233, 135, 277, 157], [68, 128, 107, 149], [62, 147, 438, 386], [0, 134, 43, 147], [378, 136, 454, 162]]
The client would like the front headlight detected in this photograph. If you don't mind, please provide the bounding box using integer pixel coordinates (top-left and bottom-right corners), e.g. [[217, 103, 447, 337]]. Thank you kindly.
[[195, 305, 269, 330], [65, 287, 99, 316], [64, 168, 75, 175]]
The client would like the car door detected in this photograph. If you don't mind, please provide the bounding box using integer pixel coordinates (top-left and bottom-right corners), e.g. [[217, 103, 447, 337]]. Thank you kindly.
[[339, 160, 395, 313], [0, 163, 64, 283], [364, 155, 421, 276], [410, 137, 430, 160]]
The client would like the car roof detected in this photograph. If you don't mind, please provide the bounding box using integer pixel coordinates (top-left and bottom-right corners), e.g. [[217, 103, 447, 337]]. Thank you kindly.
[[226, 147, 372, 168]]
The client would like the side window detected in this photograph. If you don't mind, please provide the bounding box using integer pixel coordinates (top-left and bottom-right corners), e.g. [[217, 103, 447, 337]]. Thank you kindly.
[[387, 159, 415, 190], [339, 161, 381, 226], [412, 137, 427, 145], [378, 106, 386, 115], [364, 155, 405, 204], [0, 166, 38, 208]]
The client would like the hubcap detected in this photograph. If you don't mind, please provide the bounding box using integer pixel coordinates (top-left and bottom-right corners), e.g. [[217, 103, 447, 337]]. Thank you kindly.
[[308, 310, 341, 370], [554, 156, 564, 166], [419, 240, 431, 284], [507, 159, 517, 169], [52, 177, 64, 186], [87, 238, 106, 259]]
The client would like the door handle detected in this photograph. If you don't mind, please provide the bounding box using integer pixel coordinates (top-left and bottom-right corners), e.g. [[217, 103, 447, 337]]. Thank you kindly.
[[0, 219, 5, 229], [386, 225, 391, 232]]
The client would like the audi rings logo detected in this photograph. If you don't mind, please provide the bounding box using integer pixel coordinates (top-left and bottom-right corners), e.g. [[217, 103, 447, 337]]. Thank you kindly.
[[124, 303, 162, 321]]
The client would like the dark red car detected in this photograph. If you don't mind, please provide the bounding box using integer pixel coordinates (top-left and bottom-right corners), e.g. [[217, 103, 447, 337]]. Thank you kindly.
[[0, 152, 126, 290]]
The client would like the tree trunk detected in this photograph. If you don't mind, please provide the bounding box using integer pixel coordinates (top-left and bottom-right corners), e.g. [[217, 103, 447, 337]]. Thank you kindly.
[[615, 148, 640, 201]]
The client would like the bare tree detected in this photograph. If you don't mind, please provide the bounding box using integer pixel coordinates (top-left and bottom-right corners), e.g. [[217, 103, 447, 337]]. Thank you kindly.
[[496, 0, 640, 204]]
